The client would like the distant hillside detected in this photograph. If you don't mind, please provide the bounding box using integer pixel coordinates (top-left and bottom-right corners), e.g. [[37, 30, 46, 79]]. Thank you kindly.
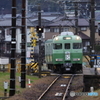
[[0, 0, 21, 14], [0, 0, 61, 14], [0, 0, 12, 14], [0, 0, 100, 14]]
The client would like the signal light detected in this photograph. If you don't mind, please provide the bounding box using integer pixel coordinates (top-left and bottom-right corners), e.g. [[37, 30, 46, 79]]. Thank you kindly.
[[36, 26, 43, 37], [36, 26, 43, 33]]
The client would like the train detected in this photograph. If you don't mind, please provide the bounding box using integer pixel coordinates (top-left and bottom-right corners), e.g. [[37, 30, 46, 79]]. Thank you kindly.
[[45, 31, 83, 73]]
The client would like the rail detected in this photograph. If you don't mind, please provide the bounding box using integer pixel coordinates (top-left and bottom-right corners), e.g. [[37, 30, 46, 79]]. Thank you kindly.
[[37, 75, 61, 100], [37, 74, 74, 100]]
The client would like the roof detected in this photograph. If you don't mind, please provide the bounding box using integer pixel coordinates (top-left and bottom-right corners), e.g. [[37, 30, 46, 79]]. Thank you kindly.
[[0, 12, 99, 27], [45, 31, 90, 41], [78, 31, 90, 40], [48, 18, 90, 27]]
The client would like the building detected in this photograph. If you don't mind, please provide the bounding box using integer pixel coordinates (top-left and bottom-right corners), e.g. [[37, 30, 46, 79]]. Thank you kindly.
[[0, 11, 100, 58]]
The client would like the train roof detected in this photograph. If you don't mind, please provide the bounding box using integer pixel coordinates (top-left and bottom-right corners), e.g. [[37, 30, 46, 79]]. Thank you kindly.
[[53, 35, 82, 43], [45, 32, 82, 43], [60, 31, 74, 36], [45, 39, 53, 43]]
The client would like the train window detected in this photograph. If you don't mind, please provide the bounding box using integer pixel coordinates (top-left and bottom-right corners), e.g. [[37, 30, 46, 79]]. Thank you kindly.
[[53, 43, 62, 49], [73, 43, 82, 49], [65, 43, 70, 49]]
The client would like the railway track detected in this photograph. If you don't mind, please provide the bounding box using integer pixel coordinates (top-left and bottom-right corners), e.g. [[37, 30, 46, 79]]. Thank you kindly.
[[37, 74, 75, 100]]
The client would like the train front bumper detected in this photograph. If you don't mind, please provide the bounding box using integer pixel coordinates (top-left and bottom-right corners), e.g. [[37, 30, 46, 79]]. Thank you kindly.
[[63, 63, 72, 71]]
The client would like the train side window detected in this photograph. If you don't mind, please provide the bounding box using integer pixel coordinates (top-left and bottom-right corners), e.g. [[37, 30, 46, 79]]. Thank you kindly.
[[65, 43, 70, 49], [73, 43, 82, 49], [53, 43, 62, 49]]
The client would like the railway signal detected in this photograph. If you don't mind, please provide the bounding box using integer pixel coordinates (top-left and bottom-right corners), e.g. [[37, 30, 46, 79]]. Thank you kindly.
[[36, 26, 43, 37], [36, 26, 43, 33], [37, 5, 42, 78]]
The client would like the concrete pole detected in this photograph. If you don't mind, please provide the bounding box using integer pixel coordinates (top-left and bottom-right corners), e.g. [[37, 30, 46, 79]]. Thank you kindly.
[[9, 0, 16, 96], [21, 0, 26, 88]]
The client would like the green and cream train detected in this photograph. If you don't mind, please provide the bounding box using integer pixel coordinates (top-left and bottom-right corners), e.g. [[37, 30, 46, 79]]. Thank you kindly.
[[45, 32, 83, 73]]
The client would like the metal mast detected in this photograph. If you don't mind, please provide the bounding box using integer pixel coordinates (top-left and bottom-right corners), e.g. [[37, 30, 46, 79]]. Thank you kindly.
[[38, 5, 42, 78], [90, 0, 95, 68]]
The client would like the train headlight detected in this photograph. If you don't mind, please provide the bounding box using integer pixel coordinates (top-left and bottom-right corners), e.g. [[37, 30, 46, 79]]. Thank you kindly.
[[73, 58, 80, 61], [55, 37, 59, 41], [56, 58, 63, 61], [76, 36, 81, 40]]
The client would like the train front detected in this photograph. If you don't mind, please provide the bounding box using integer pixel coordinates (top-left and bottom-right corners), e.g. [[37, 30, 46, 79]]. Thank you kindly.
[[52, 35, 83, 73]]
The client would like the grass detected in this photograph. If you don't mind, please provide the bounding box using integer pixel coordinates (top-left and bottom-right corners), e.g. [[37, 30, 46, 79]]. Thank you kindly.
[[0, 72, 39, 97], [0, 56, 98, 98]]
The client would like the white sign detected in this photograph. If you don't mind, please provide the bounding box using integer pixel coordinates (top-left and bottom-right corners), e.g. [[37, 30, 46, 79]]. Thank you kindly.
[[4, 82, 8, 89], [0, 58, 9, 64], [94, 65, 100, 68], [94, 59, 100, 68], [65, 52, 70, 60]]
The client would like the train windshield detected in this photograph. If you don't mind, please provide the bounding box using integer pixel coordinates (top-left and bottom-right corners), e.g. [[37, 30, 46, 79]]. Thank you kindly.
[[53, 43, 62, 49], [65, 43, 70, 49], [73, 43, 82, 49]]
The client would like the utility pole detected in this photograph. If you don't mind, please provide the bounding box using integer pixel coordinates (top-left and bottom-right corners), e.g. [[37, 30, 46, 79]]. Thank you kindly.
[[64, 1, 79, 35], [75, 2, 78, 35], [90, 0, 95, 68], [9, 0, 16, 96], [59, 24, 62, 34], [21, 0, 26, 88]]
